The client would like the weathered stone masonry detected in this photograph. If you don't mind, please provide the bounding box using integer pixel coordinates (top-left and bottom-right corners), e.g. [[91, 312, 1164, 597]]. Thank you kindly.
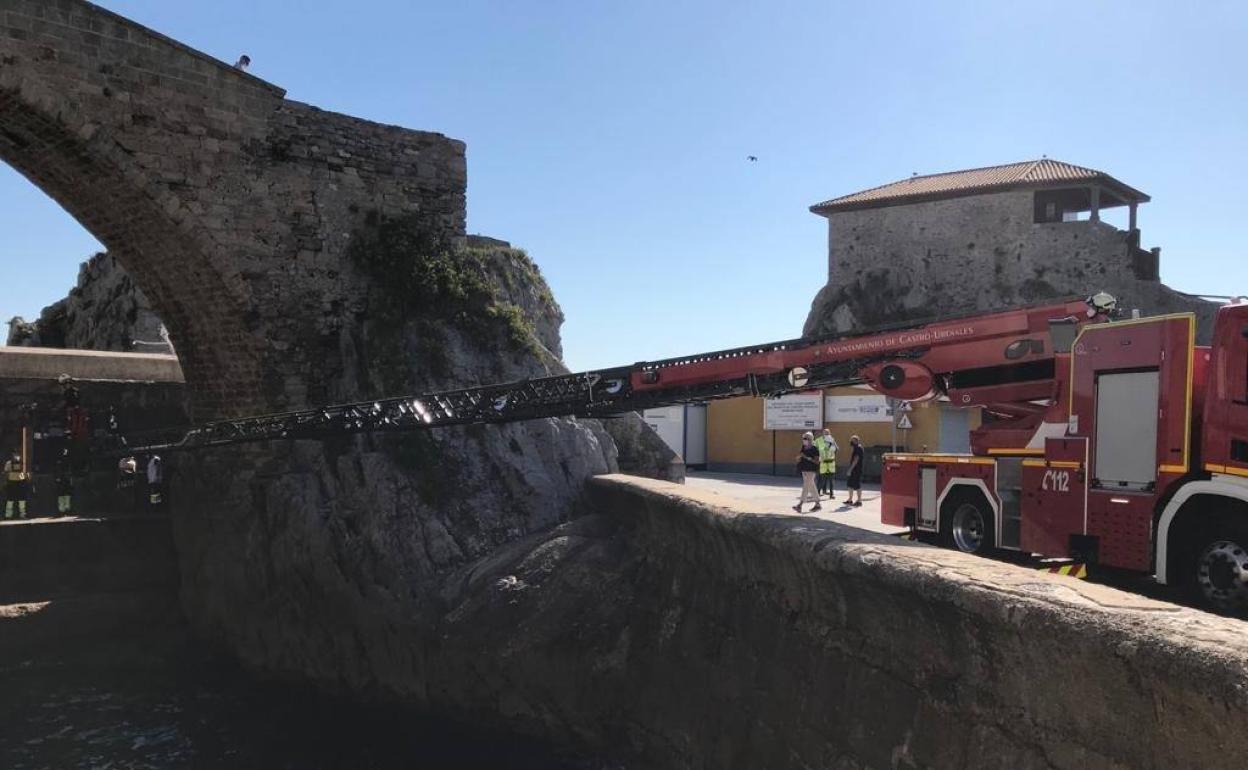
[[805, 165, 1216, 342], [0, 0, 465, 418]]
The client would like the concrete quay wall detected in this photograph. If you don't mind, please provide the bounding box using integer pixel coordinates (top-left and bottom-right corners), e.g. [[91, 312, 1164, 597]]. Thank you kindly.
[[433, 475, 1248, 769]]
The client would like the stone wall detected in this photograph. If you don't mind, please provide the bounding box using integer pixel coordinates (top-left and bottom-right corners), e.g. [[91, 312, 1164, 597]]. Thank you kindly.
[[354, 474, 1248, 769], [0, 516, 180, 662], [806, 190, 1217, 342]]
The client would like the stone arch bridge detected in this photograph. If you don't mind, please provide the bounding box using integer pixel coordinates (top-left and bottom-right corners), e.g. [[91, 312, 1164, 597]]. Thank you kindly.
[[0, 0, 466, 418], [3, 5, 1247, 770]]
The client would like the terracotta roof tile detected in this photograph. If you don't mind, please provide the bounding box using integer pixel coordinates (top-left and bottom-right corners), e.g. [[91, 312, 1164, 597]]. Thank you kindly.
[[811, 159, 1148, 215]]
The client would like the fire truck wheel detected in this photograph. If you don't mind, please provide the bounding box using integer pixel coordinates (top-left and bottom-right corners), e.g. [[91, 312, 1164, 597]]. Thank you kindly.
[[1189, 524, 1248, 614], [943, 497, 993, 555]]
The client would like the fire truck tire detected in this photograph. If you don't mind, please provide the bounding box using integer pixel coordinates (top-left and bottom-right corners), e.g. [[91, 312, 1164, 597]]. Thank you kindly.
[[940, 493, 994, 555], [1185, 521, 1248, 615]]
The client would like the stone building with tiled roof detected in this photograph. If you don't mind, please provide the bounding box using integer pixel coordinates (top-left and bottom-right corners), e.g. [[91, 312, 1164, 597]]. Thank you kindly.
[[803, 159, 1216, 343]]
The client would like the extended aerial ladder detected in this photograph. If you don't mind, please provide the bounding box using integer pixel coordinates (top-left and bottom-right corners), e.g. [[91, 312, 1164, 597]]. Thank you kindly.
[[124, 295, 1115, 454]]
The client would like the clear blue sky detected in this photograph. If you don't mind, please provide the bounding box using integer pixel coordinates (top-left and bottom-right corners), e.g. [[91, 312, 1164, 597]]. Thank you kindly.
[[2, 1, 1245, 370]]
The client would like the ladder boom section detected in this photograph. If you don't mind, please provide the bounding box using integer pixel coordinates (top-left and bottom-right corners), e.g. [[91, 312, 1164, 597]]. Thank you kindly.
[[124, 296, 1106, 453]]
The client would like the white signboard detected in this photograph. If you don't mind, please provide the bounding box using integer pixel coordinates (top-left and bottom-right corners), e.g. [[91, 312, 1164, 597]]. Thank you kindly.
[[642, 406, 685, 457], [764, 393, 823, 430], [825, 394, 893, 423]]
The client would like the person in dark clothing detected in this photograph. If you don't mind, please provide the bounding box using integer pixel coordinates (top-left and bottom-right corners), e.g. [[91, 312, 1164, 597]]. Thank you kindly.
[[55, 448, 74, 517], [146, 455, 164, 511], [846, 435, 864, 507], [118, 455, 138, 513], [62, 380, 91, 475], [107, 405, 126, 450], [792, 431, 822, 514]]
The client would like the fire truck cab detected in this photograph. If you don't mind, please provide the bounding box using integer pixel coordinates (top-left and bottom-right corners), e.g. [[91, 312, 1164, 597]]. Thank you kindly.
[[882, 301, 1248, 612]]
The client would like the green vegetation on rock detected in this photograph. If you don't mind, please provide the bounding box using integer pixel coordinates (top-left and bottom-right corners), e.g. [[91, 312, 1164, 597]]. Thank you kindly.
[[346, 215, 546, 389]]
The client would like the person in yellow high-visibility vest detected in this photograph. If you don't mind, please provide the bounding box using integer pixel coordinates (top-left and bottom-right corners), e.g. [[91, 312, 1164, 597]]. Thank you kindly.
[[4, 449, 31, 519], [815, 428, 839, 500]]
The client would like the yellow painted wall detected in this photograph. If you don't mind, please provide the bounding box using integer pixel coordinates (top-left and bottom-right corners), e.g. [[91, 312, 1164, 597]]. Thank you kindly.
[[707, 386, 981, 475]]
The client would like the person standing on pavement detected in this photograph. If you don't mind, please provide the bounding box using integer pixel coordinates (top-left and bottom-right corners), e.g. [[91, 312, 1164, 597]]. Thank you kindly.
[[4, 449, 31, 519], [146, 455, 164, 511], [792, 432, 822, 514], [55, 448, 74, 517], [117, 455, 138, 513], [846, 435, 864, 507], [815, 428, 838, 499]]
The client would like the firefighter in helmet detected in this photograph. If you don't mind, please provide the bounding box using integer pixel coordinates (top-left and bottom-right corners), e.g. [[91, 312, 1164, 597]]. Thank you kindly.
[[4, 448, 31, 519], [117, 455, 139, 512]]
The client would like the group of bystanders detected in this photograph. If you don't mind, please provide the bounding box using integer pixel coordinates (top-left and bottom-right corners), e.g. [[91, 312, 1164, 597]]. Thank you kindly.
[[792, 428, 863, 514]]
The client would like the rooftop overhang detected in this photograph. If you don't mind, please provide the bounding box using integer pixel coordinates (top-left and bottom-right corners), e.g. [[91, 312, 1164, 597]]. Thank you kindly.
[[810, 178, 1151, 218]]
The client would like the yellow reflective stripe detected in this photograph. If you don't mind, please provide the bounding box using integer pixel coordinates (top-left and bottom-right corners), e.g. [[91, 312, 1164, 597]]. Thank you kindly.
[[1022, 459, 1082, 469], [1158, 464, 1189, 474], [1179, 314, 1195, 473], [1041, 563, 1088, 579], [1207, 464, 1248, 478], [886, 454, 996, 465]]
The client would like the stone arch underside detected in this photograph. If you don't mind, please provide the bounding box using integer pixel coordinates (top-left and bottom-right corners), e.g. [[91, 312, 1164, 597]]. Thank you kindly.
[[0, 84, 263, 419], [0, 0, 471, 420]]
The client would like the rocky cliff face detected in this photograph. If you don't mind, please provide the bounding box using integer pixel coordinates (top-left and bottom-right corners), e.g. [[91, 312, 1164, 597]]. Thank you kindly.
[[10, 218, 680, 759], [169, 218, 678, 707], [6, 252, 172, 354], [804, 260, 1217, 341]]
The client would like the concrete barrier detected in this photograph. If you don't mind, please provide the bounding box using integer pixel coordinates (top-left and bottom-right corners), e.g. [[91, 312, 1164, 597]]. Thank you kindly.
[[0, 347, 183, 383], [429, 475, 1248, 769]]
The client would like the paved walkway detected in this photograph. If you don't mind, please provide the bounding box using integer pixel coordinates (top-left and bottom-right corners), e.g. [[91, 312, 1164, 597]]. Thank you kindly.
[[684, 471, 905, 536]]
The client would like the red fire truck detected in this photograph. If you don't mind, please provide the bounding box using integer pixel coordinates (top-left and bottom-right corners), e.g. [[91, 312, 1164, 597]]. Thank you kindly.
[[879, 299, 1248, 612], [142, 291, 1248, 611], [624, 291, 1248, 611]]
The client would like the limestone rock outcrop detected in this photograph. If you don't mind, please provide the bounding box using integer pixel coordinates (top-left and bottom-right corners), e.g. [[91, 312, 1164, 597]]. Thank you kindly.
[[804, 257, 1217, 341], [171, 219, 678, 703], [6, 252, 172, 354]]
